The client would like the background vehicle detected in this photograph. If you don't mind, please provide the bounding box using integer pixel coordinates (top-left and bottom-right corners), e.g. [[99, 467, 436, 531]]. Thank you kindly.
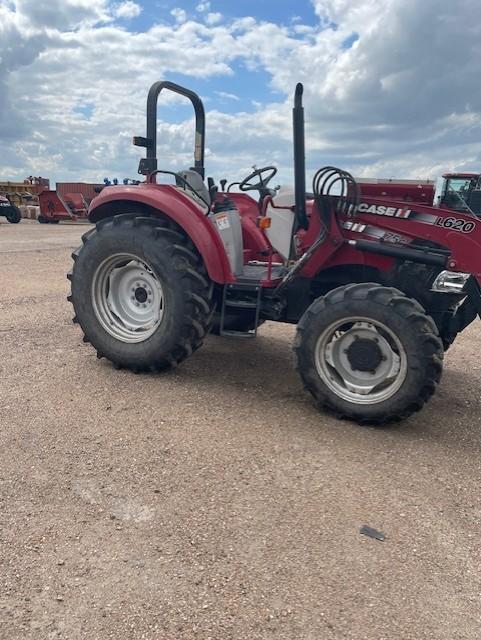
[[67, 81, 481, 425], [38, 183, 103, 223], [435, 173, 481, 216], [0, 195, 22, 223], [358, 178, 435, 205], [360, 173, 481, 218]]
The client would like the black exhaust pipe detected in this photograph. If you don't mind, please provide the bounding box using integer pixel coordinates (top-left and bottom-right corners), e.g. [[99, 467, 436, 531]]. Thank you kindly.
[[293, 83, 308, 230]]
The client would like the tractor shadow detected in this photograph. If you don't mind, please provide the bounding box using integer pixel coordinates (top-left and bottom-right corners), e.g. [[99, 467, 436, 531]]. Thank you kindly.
[[177, 327, 481, 455], [187, 328, 300, 396]]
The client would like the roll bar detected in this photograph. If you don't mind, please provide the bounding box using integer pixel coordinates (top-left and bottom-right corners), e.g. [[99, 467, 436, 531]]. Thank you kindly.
[[293, 83, 308, 229], [133, 80, 206, 178]]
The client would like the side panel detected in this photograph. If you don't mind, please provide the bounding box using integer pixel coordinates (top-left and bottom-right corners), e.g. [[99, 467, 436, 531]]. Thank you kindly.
[[354, 198, 481, 279], [225, 193, 271, 256], [300, 196, 481, 283], [88, 184, 233, 284]]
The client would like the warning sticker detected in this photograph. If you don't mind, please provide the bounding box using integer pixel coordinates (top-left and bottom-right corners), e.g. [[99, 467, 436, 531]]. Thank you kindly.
[[215, 214, 230, 231]]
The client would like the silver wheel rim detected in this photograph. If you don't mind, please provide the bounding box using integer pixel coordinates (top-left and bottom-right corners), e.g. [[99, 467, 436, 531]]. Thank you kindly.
[[315, 317, 408, 405], [92, 253, 164, 343]]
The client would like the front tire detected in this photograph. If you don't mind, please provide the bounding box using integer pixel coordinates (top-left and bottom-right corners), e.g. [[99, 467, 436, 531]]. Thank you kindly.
[[294, 283, 443, 424], [68, 215, 214, 372]]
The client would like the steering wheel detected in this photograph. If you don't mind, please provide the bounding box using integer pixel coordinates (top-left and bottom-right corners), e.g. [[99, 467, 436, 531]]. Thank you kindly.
[[239, 166, 277, 192]]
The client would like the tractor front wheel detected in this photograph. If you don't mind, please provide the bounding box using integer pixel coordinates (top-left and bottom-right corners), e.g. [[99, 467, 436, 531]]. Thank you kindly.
[[68, 214, 214, 372], [294, 283, 443, 424]]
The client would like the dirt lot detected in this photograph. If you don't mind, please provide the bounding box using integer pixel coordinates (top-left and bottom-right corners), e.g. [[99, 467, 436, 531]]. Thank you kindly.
[[1, 220, 481, 640]]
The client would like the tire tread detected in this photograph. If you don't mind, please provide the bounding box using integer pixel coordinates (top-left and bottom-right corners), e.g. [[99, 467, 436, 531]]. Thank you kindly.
[[67, 214, 214, 372], [294, 282, 443, 425]]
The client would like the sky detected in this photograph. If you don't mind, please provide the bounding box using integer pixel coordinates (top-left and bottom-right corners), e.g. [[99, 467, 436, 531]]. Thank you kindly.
[[1, 0, 481, 188]]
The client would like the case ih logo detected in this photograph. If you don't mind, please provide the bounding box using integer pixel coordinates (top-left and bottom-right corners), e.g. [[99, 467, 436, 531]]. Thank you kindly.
[[356, 201, 476, 234], [357, 203, 411, 218]]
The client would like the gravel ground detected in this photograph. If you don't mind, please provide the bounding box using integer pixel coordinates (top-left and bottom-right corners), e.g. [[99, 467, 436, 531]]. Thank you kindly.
[[1, 219, 481, 640]]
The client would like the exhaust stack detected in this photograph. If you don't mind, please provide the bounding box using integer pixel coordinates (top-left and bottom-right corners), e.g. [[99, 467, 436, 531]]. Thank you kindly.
[[293, 83, 308, 229]]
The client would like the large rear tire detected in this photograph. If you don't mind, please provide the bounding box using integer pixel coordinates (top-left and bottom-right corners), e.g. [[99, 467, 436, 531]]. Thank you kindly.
[[294, 283, 443, 424], [68, 214, 214, 372]]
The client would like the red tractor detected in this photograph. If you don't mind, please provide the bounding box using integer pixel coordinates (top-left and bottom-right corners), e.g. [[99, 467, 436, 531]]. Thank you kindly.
[[68, 81, 481, 424]]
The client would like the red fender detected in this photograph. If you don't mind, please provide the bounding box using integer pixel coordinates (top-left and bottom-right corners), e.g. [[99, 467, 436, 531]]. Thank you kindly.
[[88, 184, 233, 284]]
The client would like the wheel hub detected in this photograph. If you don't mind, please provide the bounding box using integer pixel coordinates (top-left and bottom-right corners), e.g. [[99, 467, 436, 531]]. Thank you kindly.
[[92, 254, 164, 343], [315, 319, 407, 404], [134, 286, 148, 303], [346, 337, 383, 372]]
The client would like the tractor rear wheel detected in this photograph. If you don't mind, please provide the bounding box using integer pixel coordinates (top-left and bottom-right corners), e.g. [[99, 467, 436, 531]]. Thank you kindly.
[[294, 283, 443, 424], [68, 214, 214, 372]]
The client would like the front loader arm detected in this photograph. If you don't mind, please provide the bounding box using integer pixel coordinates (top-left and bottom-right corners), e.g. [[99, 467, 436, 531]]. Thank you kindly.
[[352, 200, 481, 281]]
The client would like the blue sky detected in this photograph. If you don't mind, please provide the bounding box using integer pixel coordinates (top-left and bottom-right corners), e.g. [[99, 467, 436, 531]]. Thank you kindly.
[[127, 0, 322, 117], [133, 0, 320, 29], [1, 0, 480, 185]]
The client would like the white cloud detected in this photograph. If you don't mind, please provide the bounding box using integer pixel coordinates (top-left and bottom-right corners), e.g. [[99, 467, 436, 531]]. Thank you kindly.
[[196, 1, 210, 12], [215, 91, 240, 101], [0, 0, 481, 186], [170, 7, 187, 23], [205, 11, 222, 25], [114, 1, 141, 19], [14, 0, 110, 29]]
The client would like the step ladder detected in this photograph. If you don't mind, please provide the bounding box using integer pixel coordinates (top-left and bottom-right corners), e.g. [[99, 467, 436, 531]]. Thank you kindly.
[[219, 283, 262, 338]]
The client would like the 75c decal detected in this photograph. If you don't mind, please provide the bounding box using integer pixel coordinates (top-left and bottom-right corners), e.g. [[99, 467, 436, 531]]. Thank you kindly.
[[435, 216, 476, 234]]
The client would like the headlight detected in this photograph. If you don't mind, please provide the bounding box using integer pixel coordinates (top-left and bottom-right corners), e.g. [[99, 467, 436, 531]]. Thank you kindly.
[[431, 270, 470, 294]]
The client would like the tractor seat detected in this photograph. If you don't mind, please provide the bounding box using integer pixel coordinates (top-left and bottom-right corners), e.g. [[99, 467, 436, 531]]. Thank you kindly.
[[177, 169, 211, 206]]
